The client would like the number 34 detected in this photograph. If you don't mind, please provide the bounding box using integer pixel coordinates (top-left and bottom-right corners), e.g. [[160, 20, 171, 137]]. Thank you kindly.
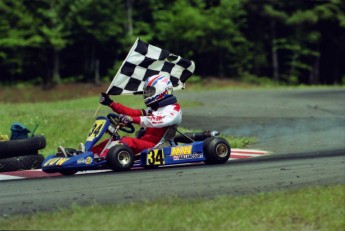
[[147, 149, 165, 166]]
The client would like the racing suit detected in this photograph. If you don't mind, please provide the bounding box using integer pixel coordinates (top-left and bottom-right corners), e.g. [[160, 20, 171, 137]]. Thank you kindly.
[[91, 99, 182, 156]]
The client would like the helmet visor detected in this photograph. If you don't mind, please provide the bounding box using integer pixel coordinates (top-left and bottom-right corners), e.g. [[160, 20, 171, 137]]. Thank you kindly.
[[143, 86, 156, 98]]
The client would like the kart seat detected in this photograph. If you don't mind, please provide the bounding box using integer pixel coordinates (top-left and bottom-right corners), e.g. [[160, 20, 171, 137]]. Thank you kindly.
[[173, 130, 220, 144]]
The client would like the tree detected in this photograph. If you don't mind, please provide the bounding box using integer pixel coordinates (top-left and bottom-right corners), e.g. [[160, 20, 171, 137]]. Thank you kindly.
[[0, 0, 344, 86], [245, 0, 345, 84], [152, 0, 250, 78], [0, 0, 42, 84], [69, 0, 127, 84], [30, 0, 73, 86]]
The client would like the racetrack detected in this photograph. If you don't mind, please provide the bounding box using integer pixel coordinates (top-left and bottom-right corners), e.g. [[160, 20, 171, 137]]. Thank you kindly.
[[179, 88, 345, 154], [1, 88, 344, 216], [0, 152, 344, 216]]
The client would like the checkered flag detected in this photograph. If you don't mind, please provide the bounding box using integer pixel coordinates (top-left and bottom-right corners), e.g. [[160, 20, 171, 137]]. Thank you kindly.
[[106, 38, 195, 95]]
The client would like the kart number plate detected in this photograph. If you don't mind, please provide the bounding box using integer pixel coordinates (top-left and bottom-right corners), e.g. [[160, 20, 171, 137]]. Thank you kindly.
[[146, 149, 165, 166], [87, 119, 106, 141]]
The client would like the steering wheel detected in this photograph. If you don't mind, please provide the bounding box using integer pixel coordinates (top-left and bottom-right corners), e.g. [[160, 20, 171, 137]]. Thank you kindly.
[[107, 113, 135, 134]]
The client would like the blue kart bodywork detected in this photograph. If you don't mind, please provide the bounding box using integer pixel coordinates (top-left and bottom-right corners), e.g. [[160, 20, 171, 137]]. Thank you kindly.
[[42, 113, 230, 175], [42, 142, 206, 172]]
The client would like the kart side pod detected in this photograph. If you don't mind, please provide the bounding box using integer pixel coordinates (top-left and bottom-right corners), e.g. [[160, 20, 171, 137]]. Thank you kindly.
[[140, 137, 231, 167]]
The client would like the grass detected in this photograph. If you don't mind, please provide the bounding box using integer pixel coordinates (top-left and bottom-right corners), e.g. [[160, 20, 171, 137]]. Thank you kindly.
[[0, 86, 255, 156], [0, 185, 344, 230]]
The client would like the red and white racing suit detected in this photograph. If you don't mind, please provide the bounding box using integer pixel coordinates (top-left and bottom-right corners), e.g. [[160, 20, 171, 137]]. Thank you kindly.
[[91, 101, 182, 156]]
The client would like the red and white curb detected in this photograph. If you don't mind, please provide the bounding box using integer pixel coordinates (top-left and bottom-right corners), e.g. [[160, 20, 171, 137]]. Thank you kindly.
[[230, 148, 268, 160], [0, 149, 268, 181]]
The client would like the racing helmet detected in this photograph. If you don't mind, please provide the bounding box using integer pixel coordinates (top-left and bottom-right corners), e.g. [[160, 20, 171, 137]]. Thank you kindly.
[[143, 75, 173, 107]]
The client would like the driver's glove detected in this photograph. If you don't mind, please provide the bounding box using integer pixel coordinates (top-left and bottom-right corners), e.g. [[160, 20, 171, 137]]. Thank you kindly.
[[99, 92, 113, 106], [119, 114, 133, 125]]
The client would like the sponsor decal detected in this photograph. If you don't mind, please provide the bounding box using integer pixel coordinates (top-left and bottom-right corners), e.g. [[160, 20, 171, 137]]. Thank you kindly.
[[86, 157, 92, 164], [77, 156, 93, 165], [171, 146, 192, 156], [43, 158, 69, 167], [150, 115, 165, 125], [173, 154, 203, 161]]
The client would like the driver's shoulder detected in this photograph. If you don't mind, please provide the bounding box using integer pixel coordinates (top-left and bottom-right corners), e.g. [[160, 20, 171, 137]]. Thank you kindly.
[[157, 103, 181, 112]]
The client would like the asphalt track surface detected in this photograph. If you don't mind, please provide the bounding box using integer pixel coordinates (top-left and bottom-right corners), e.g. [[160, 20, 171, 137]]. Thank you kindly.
[[1, 88, 344, 217], [179, 88, 345, 154]]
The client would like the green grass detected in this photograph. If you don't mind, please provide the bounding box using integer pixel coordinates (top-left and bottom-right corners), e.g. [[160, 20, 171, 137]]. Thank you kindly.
[[1, 84, 343, 230], [0, 95, 254, 156], [0, 185, 343, 230]]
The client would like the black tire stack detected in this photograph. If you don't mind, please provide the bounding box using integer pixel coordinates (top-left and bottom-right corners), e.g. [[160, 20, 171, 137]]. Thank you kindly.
[[0, 136, 46, 172]]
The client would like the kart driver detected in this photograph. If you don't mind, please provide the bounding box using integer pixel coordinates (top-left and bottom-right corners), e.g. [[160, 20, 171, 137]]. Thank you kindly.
[[94, 74, 182, 157], [57, 74, 182, 158]]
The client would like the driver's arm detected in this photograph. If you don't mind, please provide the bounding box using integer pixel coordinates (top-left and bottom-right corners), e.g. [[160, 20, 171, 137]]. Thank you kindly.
[[100, 92, 145, 117], [109, 102, 145, 117]]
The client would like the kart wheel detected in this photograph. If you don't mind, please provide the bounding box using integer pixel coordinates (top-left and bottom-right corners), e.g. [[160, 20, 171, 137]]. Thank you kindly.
[[203, 137, 231, 165], [59, 170, 78, 176], [107, 145, 134, 172], [0, 154, 44, 172], [0, 136, 46, 159]]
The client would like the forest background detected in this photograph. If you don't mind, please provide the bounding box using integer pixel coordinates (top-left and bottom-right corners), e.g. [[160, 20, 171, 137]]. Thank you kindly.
[[0, 0, 344, 88]]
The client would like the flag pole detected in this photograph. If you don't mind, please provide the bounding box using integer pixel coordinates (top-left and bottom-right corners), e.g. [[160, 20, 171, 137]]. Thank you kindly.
[[105, 37, 139, 94], [93, 105, 102, 118], [93, 38, 139, 118]]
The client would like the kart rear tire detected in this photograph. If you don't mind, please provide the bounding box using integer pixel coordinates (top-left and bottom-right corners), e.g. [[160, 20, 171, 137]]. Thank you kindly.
[[0, 136, 46, 159], [0, 154, 44, 172], [107, 145, 134, 172], [59, 170, 78, 176], [203, 137, 231, 165]]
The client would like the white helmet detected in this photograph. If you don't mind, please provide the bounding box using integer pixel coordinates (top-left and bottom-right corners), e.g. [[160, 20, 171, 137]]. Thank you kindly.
[[143, 75, 173, 107]]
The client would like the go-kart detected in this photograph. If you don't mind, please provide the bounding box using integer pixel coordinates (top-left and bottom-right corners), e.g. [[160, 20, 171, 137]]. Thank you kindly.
[[41, 113, 231, 175]]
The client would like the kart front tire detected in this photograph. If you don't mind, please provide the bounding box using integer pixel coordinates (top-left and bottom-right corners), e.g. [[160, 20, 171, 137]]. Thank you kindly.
[[203, 137, 231, 165], [107, 145, 134, 172], [0, 154, 44, 172]]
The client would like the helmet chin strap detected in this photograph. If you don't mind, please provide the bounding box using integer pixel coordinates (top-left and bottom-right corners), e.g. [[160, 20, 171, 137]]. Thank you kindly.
[[150, 95, 177, 110]]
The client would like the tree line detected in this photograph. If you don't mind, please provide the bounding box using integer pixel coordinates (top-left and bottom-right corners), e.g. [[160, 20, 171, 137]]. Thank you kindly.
[[0, 0, 344, 87]]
